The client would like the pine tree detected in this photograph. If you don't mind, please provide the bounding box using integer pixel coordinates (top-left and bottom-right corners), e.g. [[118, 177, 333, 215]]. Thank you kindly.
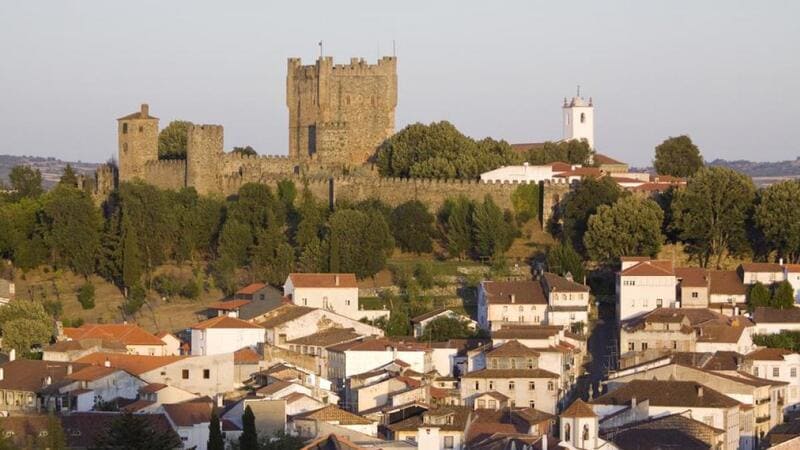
[[748, 282, 771, 312], [60, 164, 79, 187], [207, 410, 225, 450], [239, 405, 258, 450]]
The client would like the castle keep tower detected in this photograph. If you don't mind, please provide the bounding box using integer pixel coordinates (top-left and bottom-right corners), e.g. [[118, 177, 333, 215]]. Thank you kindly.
[[286, 56, 397, 166], [562, 91, 594, 149], [117, 104, 158, 182]]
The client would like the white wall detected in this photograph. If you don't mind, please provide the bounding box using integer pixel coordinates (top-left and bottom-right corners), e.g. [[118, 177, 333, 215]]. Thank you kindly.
[[563, 99, 594, 149], [141, 354, 235, 397], [430, 348, 458, 376], [286, 281, 360, 321], [617, 274, 677, 321], [176, 423, 209, 450], [191, 327, 265, 356]]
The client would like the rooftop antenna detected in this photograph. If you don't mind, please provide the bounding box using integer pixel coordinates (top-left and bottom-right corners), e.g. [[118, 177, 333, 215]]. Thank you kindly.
[[318, 41, 323, 59], [393, 39, 396, 57], [577, 85, 581, 98]]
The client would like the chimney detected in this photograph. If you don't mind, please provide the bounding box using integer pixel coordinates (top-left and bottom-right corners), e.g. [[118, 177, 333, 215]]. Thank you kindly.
[[0, 368, 3, 381], [8, 348, 15, 362], [104, 358, 111, 368], [510, 294, 516, 304], [541, 433, 547, 449], [67, 364, 73, 375], [140, 103, 149, 117], [565, 272, 574, 282], [780, 258, 784, 266], [216, 394, 224, 408], [696, 385, 703, 397], [631, 396, 636, 408], [44, 375, 52, 386], [334, 275, 340, 286]]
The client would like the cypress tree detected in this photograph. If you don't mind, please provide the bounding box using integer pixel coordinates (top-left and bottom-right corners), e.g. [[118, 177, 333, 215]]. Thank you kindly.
[[207, 410, 225, 450], [239, 405, 258, 450]]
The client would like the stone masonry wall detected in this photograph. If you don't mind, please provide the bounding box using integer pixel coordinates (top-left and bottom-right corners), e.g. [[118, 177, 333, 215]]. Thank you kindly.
[[143, 160, 186, 191]]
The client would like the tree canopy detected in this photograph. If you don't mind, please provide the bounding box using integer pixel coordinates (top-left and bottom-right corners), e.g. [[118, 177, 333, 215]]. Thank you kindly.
[[94, 413, 181, 450], [420, 315, 474, 341], [559, 176, 622, 255], [524, 140, 594, 166], [584, 196, 664, 264], [231, 146, 258, 157], [158, 120, 193, 159], [375, 121, 518, 179], [755, 180, 800, 263], [671, 166, 755, 268], [391, 200, 435, 254], [546, 242, 585, 282], [328, 208, 394, 278], [9, 165, 43, 199], [0, 300, 52, 355], [653, 135, 703, 178]]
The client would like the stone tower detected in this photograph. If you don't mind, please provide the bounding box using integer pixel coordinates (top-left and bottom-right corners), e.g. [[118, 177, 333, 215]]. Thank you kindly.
[[286, 56, 397, 166], [562, 91, 594, 150], [186, 124, 224, 196], [118, 104, 159, 182]]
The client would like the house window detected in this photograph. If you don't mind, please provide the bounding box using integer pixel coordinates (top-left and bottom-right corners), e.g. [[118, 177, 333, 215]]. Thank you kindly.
[[259, 294, 265, 301], [444, 436, 454, 448], [122, 123, 128, 134], [569, 313, 576, 320], [346, 300, 351, 306], [529, 382, 536, 391], [643, 299, 648, 307], [508, 381, 515, 391], [138, 126, 143, 132], [792, 368, 797, 378], [564, 423, 571, 441], [548, 381, 554, 391], [489, 381, 494, 390], [672, 341, 677, 349], [478, 399, 486, 408], [518, 316, 524, 322], [691, 292, 699, 298], [488, 400, 496, 409], [580, 113, 586, 123], [656, 299, 663, 308], [203, 369, 210, 379], [624, 280, 635, 286], [529, 400, 536, 408], [754, 367, 759, 377], [302, 298, 308, 306], [182, 369, 189, 379], [641, 342, 648, 351], [475, 382, 480, 390], [628, 342, 635, 351], [774, 367, 780, 377]]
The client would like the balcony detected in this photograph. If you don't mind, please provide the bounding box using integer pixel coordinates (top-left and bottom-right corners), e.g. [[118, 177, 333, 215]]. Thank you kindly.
[[756, 415, 770, 424]]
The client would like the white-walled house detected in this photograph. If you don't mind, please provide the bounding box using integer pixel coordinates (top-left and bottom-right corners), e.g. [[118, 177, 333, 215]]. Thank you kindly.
[[162, 401, 213, 450], [257, 304, 383, 347], [62, 323, 171, 356], [744, 348, 800, 412], [542, 273, 591, 333], [326, 338, 430, 391], [55, 366, 146, 412], [478, 280, 548, 331], [740, 263, 784, 285], [284, 273, 360, 320], [753, 307, 800, 335], [785, 265, 800, 302], [156, 332, 182, 356], [190, 316, 265, 356], [616, 259, 677, 322]]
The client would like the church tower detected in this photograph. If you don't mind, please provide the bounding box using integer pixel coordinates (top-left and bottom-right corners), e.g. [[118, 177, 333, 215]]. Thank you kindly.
[[559, 399, 600, 449], [117, 104, 158, 182], [562, 89, 594, 150]]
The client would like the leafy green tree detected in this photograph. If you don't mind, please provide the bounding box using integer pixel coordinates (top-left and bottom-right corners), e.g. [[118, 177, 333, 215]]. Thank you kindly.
[[42, 185, 102, 277], [420, 316, 473, 341], [251, 223, 295, 286], [231, 145, 258, 156], [158, 120, 193, 159], [297, 237, 328, 273], [376, 121, 518, 179], [171, 188, 224, 262], [653, 135, 703, 178], [391, 200, 435, 254], [511, 183, 540, 223], [277, 179, 297, 212], [438, 196, 474, 259], [121, 214, 144, 290], [584, 196, 664, 264], [295, 187, 327, 248], [0, 198, 46, 268], [755, 180, 800, 262], [208, 410, 225, 450], [472, 196, 516, 261], [94, 412, 181, 450], [77, 282, 96, 310], [218, 219, 252, 267], [328, 209, 394, 279], [239, 406, 259, 450], [385, 306, 411, 337], [524, 140, 594, 166], [9, 165, 43, 199], [773, 281, 796, 309], [229, 183, 284, 236], [546, 242, 585, 282], [60, 164, 79, 187], [748, 282, 771, 312], [413, 262, 435, 290], [0, 300, 52, 356], [559, 176, 622, 255], [753, 331, 800, 351], [671, 167, 755, 268]]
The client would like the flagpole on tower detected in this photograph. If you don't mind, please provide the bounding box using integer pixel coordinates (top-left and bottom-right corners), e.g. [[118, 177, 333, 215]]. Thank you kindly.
[[318, 41, 323, 59]]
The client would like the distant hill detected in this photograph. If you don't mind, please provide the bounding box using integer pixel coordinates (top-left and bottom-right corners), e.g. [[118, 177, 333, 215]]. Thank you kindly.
[[707, 157, 800, 178], [0, 154, 101, 188]]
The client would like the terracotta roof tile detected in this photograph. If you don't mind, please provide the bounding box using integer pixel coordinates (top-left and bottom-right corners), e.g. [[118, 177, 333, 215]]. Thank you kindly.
[[675, 267, 709, 288], [234, 347, 262, 364], [594, 153, 626, 165], [592, 379, 739, 408], [740, 262, 783, 273], [288, 273, 358, 288], [542, 272, 589, 293], [461, 368, 559, 379], [64, 323, 165, 346], [620, 260, 674, 277], [486, 340, 540, 358], [139, 383, 168, 393], [327, 337, 428, 353], [191, 316, 264, 330], [61, 412, 176, 448], [753, 306, 800, 323], [293, 404, 374, 425], [256, 304, 316, 329], [67, 365, 119, 382], [746, 348, 794, 361], [208, 300, 251, 310], [121, 399, 156, 412], [411, 308, 451, 323], [236, 283, 267, 295], [74, 352, 185, 375], [163, 401, 213, 426], [708, 270, 747, 295], [492, 325, 562, 340], [0, 360, 89, 392], [561, 399, 597, 418], [482, 280, 546, 305], [286, 328, 363, 346]]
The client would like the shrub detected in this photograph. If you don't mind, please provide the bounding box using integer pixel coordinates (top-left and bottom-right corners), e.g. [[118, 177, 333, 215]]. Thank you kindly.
[[413, 262, 435, 290], [152, 274, 181, 298], [124, 284, 146, 315], [77, 282, 95, 310], [43, 298, 64, 317], [180, 280, 201, 300]]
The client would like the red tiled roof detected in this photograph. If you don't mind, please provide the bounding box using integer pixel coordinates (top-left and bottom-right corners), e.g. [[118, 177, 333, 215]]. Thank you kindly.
[[708, 270, 747, 295], [561, 399, 597, 418], [675, 267, 708, 288], [740, 262, 783, 273], [163, 401, 213, 426], [288, 273, 358, 288], [139, 383, 168, 394], [208, 300, 251, 310], [75, 352, 185, 375], [620, 260, 674, 277], [237, 283, 267, 295], [67, 365, 119, 382], [594, 153, 626, 165], [482, 280, 546, 305], [121, 399, 155, 412], [294, 405, 374, 425], [234, 347, 262, 364], [64, 323, 165, 346], [746, 348, 794, 361], [192, 316, 264, 330]]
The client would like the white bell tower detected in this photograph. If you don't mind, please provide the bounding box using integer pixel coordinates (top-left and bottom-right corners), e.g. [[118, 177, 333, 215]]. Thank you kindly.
[[562, 86, 594, 150]]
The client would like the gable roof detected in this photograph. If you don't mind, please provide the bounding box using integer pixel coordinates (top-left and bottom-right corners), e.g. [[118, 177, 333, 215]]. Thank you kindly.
[[467, 407, 554, 444], [411, 308, 452, 323], [461, 368, 559, 379], [620, 260, 674, 277], [293, 404, 373, 425], [74, 352, 185, 375], [746, 348, 794, 361], [594, 153, 626, 165], [481, 280, 546, 305], [67, 365, 121, 382], [592, 379, 739, 409], [256, 304, 317, 329], [208, 299, 251, 310], [708, 270, 747, 296], [234, 347, 262, 364], [485, 340, 540, 358], [237, 283, 267, 295], [561, 398, 597, 418], [740, 262, 783, 273], [288, 273, 358, 288], [64, 323, 165, 346], [675, 267, 709, 288], [542, 272, 589, 293], [327, 337, 428, 353], [753, 306, 800, 323], [0, 360, 89, 392], [286, 328, 363, 347], [61, 412, 177, 448], [191, 315, 264, 330], [491, 325, 562, 340], [163, 401, 213, 426]]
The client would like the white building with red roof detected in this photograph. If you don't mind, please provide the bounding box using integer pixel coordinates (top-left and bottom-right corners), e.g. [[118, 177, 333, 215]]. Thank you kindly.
[[189, 316, 265, 356], [616, 258, 678, 322], [284, 273, 361, 320], [62, 323, 171, 356]]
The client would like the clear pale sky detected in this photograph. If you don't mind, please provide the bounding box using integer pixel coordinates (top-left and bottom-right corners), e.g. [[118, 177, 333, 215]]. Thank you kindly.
[[1, 1, 798, 166]]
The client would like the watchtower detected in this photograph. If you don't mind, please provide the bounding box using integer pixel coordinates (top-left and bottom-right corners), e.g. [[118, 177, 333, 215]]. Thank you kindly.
[[117, 104, 159, 182], [562, 90, 594, 150], [286, 56, 398, 166]]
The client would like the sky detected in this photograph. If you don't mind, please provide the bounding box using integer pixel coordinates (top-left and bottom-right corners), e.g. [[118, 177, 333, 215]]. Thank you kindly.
[[0, 1, 798, 167]]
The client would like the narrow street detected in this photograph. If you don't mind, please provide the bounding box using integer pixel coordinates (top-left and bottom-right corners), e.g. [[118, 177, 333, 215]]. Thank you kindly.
[[586, 301, 617, 398]]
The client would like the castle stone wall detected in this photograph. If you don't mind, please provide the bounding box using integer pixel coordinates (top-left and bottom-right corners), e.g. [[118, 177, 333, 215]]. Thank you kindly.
[[143, 160, 186, 191], [186, 125, 224, 196]]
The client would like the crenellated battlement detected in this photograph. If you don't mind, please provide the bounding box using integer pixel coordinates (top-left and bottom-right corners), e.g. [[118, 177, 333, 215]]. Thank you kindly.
[[288, 56, 397, 78], [144, 159, 187, 169]]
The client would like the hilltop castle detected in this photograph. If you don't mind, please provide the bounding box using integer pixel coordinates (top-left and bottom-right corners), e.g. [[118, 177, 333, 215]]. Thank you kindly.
[[116, 56, 397, 196]]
